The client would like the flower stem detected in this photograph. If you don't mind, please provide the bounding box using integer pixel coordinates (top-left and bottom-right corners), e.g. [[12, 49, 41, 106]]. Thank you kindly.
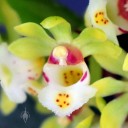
[[89, 57, 102, 84]]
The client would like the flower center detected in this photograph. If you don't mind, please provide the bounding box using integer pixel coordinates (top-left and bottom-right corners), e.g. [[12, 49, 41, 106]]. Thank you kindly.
[[55, 93, 71, 108], [52, 46, 68, 65], [94, 11, 109, 25], [60, 66, 83, 86], [48, 44, 84, 65]]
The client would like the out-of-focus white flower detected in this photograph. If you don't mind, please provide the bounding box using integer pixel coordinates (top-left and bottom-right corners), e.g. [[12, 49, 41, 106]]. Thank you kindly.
[[0, 43, 43, 103], [84, 0, 119, 45]]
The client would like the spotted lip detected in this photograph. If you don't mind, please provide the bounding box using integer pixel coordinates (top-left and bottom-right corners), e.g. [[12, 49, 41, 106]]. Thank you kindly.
[[42, 62, 90, 87]]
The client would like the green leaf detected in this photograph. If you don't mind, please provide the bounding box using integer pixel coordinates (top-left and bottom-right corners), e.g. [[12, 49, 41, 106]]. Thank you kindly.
[[40, 116, 66, 128], [92, 77, 128, 97], [8, 37, 54, 59], [96, 97, 106, 112], [75, 114, 94, 128], [7, 0, 82, 28], [41, 16, 72, 44], [14, 22, 56, 46], [0, 91, 17, 115], [0, 0, 20, 42], [100, 93, 128, 128], [123, 54, 128, 71]]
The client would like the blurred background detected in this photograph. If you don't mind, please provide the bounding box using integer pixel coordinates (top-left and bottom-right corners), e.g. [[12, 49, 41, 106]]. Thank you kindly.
[[0, 0, 89, 128]]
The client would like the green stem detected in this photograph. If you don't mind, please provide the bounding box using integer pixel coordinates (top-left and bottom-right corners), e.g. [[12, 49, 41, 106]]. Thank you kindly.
[[89, 56, 102, 84], [0, 0, 21, 42]]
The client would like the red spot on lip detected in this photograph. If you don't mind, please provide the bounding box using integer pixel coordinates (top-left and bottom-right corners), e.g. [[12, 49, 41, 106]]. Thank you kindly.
[[47, 44, 84, 65], [42, 72, 49, 83], [81, 71, 87, 82], [48, 54, 59, 64]]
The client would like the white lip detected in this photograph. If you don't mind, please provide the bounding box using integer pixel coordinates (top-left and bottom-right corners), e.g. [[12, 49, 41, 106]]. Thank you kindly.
[[43, 61, 90, 86]]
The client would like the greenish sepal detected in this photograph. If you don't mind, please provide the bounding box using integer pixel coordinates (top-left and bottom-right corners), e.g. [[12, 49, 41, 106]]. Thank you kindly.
[[41, 16, 72, 44], [8, 37, 55, 59], [14, 22, 56, 46], [92, 77, 128, 97], [100, 93, 128, 128]]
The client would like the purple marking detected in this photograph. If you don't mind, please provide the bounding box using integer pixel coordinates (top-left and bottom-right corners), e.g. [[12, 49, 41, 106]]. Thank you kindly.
[[48, 54, 59, 64], [42, 72, 49, 83], [80, 71, 87, 82]]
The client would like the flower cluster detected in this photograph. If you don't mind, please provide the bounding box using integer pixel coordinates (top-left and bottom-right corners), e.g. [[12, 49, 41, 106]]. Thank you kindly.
[[1, 0, 128, 127]]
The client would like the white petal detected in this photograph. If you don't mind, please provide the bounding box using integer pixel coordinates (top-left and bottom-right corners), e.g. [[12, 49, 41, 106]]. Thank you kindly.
[[1, 81, 27, 103], [43, 62, 90, 86], [38, 83, 96, 117]]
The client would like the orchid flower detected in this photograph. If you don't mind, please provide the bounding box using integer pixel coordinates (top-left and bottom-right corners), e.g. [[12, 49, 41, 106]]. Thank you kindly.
[[0, 43, 44, 103], [8, 16, 122, 116], [84, 0, 119, 45], [39, 44, 96, 117]]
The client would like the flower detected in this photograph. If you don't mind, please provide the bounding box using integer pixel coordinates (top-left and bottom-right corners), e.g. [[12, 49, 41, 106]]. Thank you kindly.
[[38, 44, 96, 117], [0, 43, 44, 103], [84, 0, 119, 45], [8, 16, 120, 116]]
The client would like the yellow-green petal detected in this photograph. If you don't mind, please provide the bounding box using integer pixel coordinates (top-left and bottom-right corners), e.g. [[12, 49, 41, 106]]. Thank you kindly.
[[41, 16, 72, 44], [73, 28, 107, 47], [75, 114, 94, 128], [94, 50, 128, 78], [14, 22, 56, 46], [72, 28, 121, 59], [92, 77, 128, 97], [100, 93, 128, 128], [123, 54, 128, 71], [0, 91, 17, 115], [96, 97, 106, 112], [8, 37, 54, 59]]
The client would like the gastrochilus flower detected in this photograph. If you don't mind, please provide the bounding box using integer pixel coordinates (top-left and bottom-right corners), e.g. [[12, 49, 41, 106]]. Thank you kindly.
[[8, 16, 119, 116], [39, 44, 96, 117], [84, 0, 128, 45], [0, 43, 44, 103]]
